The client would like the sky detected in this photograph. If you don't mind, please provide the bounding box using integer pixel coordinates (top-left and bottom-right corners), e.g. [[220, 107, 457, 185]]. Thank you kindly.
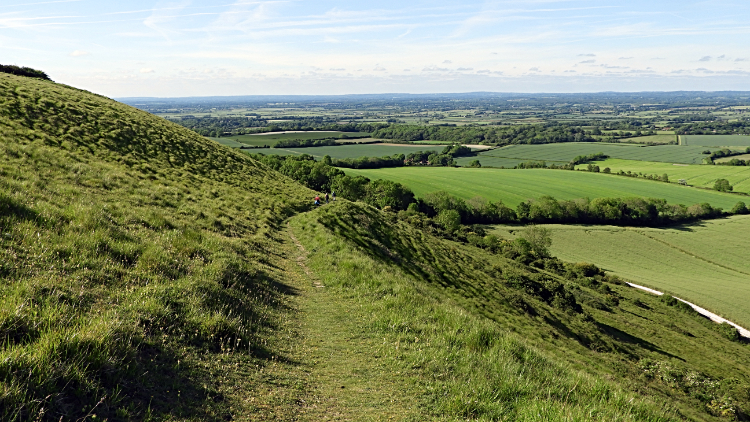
[[1, 0, 749, 97]]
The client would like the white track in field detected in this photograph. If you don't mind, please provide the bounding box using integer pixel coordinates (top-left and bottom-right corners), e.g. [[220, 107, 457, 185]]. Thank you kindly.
[[627, 282, 750, 339]]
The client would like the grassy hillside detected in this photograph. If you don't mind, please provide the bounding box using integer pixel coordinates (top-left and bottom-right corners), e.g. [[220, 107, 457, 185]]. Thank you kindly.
[[342, 167, 743, 208], [4, 72, 750, 421], [581, 159, 750, 193], [291, 201, 750, 421], [683, 135, 750, 147], [491, 216, 750, 329], [0, 73, 313, 420]]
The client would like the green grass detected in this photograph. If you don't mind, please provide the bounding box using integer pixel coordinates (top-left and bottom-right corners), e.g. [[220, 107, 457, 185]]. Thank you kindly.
[[683, 135, 750, 147], [0, 73, 314, 420], [490, 216, 750, 329], [210, 131, 371, 147], [579, 158, 750, 193], [291, 201, 750, 421], [342, 167, 744, 208], [478, 143, 722, 164], [619, 134, 677, 144], [250, 143, 446, 159]]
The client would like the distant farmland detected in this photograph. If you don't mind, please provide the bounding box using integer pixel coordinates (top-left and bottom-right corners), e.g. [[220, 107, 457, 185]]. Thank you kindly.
[[580, 158, 750, 193], [490, 216, 750, 329], [475, 143, 721, 165], [342, 167, 744, 209], [209, 131, 371, 147], [246, 143, 448, 159], [682, 135, 750, 147]]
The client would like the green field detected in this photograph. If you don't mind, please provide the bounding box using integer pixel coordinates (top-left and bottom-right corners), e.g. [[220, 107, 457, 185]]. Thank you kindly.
[[210, 131, 371, 147], [580, 158, 750, 193], [619, 134, 677, 144], [455, 155, 559, 168], [476, 143, 721, 165], [490, 216, 750, 329], [343, 167, 744, 209], [683, 134, 750, 147], [248, 143, 447, 159]]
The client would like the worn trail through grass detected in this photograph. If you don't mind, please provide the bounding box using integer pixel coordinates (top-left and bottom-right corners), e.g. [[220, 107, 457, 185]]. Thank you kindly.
[[285, 222, 424, 421]]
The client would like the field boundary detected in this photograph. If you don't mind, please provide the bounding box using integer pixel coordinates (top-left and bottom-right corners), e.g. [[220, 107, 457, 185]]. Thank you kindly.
[[626, 282, 750, 338], [631, 229, 750, 277]]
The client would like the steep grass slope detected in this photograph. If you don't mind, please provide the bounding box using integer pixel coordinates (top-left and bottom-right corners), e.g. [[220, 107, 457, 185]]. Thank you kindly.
[[0, 73, 312, 420], [291, 202, 750, 421]]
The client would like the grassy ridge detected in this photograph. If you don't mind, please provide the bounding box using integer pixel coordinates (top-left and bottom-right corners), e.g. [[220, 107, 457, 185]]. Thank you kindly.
[[580, 158, 750, 193], [342, 167, 743, 209], [291, 201, 750, 421], [249, 143, 447, 159], [209, 131, 371, 147], [491, 216, 750, 329], [0, 73, 312, 420]]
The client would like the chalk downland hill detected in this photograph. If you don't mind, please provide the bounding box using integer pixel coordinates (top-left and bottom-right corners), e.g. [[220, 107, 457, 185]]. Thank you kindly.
[[3, 73, 750, 421]]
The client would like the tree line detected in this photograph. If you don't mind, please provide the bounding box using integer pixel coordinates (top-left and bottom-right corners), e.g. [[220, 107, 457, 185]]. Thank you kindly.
[[0, 64, 50, 81], [250, 154, 747, 227]]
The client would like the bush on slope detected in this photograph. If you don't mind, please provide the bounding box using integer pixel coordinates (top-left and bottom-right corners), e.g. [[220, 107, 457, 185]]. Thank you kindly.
[[0, 74, 312, 420]]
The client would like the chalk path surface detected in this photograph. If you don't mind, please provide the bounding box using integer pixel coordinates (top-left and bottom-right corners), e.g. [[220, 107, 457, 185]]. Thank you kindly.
[[627, 282, 750, 338]]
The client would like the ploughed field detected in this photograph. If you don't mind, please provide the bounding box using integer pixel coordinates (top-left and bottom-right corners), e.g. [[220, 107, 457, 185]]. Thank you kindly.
[[490, 215, 750, 330], [579, 158, 750, 193], [342, 167, 743, 209]]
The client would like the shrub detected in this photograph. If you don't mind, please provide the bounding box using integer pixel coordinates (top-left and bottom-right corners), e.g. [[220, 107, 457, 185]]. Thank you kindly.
[[714, 179, 733, 192]]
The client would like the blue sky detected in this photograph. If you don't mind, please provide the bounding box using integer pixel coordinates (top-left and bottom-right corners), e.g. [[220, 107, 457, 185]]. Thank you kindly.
[[1, 0, 749, 97]]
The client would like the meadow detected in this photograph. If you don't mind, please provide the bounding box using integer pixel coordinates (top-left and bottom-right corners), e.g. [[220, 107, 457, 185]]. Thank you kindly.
[[580, 158, 750, 193], [343, 167, 744, 209], [490, 215, 750, 329], [618, 134, 677, 144], [209, 131, 371, 147], [682, 134, 750, 147], [250, 143, 449, 159], [477, 143, 721, 164]]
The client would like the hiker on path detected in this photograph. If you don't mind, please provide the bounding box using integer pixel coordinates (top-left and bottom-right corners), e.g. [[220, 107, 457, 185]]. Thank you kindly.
[[314, 195, 320, 206], [325, 193, 329, 203], [332, 191, 336, 201]]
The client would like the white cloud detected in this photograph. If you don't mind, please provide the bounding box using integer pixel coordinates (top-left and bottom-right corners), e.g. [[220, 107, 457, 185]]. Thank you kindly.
[[442, 59, 452, 64], [579, 59, 595, 64], [69, 50, 89, 57], [140, 68, 155, 73], [456, 67, 473, 71], [578, 53, 595, 57], [698, 56, 711, 62]]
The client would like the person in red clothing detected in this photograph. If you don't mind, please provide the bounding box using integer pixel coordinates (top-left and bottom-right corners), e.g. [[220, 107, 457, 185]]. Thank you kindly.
[[314, 195, 320, 206]]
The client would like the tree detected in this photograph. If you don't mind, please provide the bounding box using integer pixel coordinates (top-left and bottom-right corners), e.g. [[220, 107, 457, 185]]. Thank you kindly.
[[467, 159, 482, 168], [731, 201, 748, 215], [714, 178, 733, 192], [660, 173, 669, 182], [519, 225, 552, 257], [435, 209, 461, 232]]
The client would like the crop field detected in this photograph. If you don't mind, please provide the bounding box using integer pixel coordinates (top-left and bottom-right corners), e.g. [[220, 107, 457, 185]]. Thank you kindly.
[[454, 156, 567, 168], [248, 143, 447, 159], [477, 143, 720, 164], [619, 134, 676, 144], [682, 135, 750, 147], [209, 131, 371, 147], [490, 215, 750, 329], [342, 167, 743, 209], [580, 158, 750, 193]]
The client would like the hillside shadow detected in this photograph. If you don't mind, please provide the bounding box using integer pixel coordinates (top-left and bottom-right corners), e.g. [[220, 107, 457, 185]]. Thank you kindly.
[[596, 322, 684, 361]]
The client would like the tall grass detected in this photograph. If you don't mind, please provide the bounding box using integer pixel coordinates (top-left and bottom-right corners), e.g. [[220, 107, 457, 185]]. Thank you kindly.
[[0, 74, 312, 420]]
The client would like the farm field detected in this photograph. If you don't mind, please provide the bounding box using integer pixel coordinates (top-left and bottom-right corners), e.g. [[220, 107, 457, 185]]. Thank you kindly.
[[490, 215, 750, 329], [248, 143, 448, 159], [682, 134, 750, 147], [209, 131, 371, 147], [618, 134, 676, 144], [580, 158, 750, 193], [342, 167, 744, 209], [454, 156, 567, 168], [477, 143, 720, 164]]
